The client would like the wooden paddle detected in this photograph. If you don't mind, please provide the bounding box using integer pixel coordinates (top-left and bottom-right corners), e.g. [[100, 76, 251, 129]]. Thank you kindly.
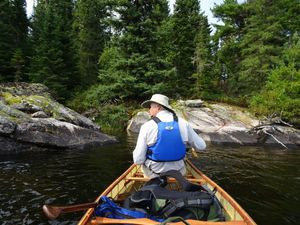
[[42, 202, 97, 220], [191, 148, 199, 159]]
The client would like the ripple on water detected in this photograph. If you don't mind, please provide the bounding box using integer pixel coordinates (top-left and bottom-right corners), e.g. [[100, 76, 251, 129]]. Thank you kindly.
[[0, 143, 299, 225]]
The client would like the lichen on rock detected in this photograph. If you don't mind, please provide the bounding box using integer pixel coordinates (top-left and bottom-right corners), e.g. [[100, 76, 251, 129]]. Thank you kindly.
[[0, 82, 117, 154]]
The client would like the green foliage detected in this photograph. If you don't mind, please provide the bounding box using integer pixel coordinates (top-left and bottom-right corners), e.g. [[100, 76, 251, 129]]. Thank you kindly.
[[110, 0, 174, 98], [250, 65, 300, 124], [98, 45, 136, 99], [238, 0, 286, 95], [0, 0, 13, 81], [72, 0, 112, 88], [29, 0, 77, 102], [250, 34, 300, 125], [212, 0, 247, 96], [10, 48, 26, 81], [95, 104, 130, 134], [67, 85, 105, 112], [68, 90, 131, 134], [0, 0, 29, 81], [192, 15, 217, 99], [168, 0, 205, 96]]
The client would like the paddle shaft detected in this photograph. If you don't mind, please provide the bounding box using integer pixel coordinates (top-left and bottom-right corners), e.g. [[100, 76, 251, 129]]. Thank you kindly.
[[191, 148, 199, 158], [43, 202, 97, 220]]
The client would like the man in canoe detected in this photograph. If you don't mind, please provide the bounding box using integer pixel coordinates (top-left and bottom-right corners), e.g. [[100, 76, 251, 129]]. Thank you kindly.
[[133, 94, 206, 178]]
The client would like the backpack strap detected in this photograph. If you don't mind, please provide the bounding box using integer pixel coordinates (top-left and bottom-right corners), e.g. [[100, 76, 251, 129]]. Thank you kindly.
[[159, 197, 211, 219], [151, 116, 161, 124]]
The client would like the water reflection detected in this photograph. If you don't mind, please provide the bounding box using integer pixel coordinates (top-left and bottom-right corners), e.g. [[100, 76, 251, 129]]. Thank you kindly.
[[0, 134, 299, 225], [192, 146, 300, 225]]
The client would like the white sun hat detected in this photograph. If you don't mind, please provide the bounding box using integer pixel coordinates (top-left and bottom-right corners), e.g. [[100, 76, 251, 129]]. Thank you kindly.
[[141, 94, 174, 112]]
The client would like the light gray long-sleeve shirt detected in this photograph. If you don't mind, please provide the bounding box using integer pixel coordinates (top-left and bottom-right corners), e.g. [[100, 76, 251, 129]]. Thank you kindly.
[[133, 110, 206, 176]]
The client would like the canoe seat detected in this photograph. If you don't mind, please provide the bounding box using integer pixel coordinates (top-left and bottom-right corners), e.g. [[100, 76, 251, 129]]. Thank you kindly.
[[114, 193, 131, 203]]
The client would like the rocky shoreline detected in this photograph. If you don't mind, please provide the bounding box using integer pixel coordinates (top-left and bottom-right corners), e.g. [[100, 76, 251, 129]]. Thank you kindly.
[[127, 100, 300, 149], [0, 83, 117, 154], [1, 83, 299, 154]]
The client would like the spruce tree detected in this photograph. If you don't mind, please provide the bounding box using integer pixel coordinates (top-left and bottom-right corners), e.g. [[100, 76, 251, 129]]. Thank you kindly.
[[169, 0, 203, 96], [0, 0, 28, 81], [11, 0, 29, 81], [30, 0, 76, 101], [104, 0, 173, 99], [192, 15, 215, 99], [73, 0, 111, 88], [238, 0, 284, 96], [0, 0, 13, 81], [212, 0, 247, 96]]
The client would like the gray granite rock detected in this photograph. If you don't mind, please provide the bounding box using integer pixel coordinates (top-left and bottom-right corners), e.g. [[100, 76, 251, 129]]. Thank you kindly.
[[127, 101, 300, 148], [0, 83, 117, 153]]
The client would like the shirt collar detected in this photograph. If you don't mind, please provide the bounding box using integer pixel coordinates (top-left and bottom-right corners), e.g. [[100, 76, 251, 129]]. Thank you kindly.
[[156, 110, 172, 117]]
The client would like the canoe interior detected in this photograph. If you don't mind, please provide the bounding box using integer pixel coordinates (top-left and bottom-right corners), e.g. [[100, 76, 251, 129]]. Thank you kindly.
[[78, 160, 256, 225]]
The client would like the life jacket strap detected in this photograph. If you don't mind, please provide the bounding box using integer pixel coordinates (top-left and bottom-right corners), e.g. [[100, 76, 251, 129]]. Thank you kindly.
[[151, 114, 178, 124]]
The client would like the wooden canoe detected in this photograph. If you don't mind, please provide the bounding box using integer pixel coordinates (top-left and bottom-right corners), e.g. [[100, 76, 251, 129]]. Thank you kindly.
[[78, 160, 256, 225]]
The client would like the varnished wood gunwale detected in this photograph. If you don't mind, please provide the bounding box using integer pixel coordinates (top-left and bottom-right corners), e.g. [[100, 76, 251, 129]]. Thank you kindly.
[[185, 160, 256, 225], [78, 164, 138, 225], [78, 160, 256, 225], [90, 217, 248, 225]]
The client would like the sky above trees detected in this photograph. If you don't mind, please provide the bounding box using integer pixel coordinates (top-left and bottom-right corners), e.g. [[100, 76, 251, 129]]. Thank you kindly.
[[26, 0, 243, 25], [169, 0, 244, 25]]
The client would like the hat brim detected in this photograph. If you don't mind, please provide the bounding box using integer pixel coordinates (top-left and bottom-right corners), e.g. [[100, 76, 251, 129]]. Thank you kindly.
[[141, 100, 174, 113], [141, 100, 153, 108]]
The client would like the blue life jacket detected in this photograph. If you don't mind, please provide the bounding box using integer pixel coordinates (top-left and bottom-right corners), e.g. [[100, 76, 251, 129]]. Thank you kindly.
[[146, 115, 186, 162]]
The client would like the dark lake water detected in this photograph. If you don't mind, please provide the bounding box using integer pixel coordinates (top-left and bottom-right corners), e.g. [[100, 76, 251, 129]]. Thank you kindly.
[[0, 133, 300, 225]]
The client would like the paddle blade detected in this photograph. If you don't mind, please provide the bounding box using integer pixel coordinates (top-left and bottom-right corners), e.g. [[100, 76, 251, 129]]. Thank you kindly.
[[42, 202, 97, 220], [43, 205, 60, 220]]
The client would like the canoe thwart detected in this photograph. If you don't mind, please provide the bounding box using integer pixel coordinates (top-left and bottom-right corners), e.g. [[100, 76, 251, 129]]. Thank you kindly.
[[125, 176, 206, 184]]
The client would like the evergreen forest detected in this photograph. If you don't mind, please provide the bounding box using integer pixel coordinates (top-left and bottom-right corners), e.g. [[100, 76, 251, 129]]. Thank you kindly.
[[1, 0, 299, 130]]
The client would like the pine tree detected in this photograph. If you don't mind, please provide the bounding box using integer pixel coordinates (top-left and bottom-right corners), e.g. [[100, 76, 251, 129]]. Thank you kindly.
[[211, 0, 247, 96], [213, 0, 300, 99], [30, 0, 77, 101], [238, 0, 284, 96]]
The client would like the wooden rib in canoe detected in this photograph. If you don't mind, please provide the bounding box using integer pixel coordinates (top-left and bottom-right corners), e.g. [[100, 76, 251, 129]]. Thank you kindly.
[[78, 159, 256, 225]]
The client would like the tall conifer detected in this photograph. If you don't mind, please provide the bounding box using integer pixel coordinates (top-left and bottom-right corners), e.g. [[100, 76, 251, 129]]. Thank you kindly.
[[109, 0, 173, 98], [238, 0, 284, 96], [73, 0, 111, 88], [30, 0, 76, 101], [212, 0, 247, 96], [192, 16, 215, 98], [169, 0, 203, 96], [0, 0, 28, 81]]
